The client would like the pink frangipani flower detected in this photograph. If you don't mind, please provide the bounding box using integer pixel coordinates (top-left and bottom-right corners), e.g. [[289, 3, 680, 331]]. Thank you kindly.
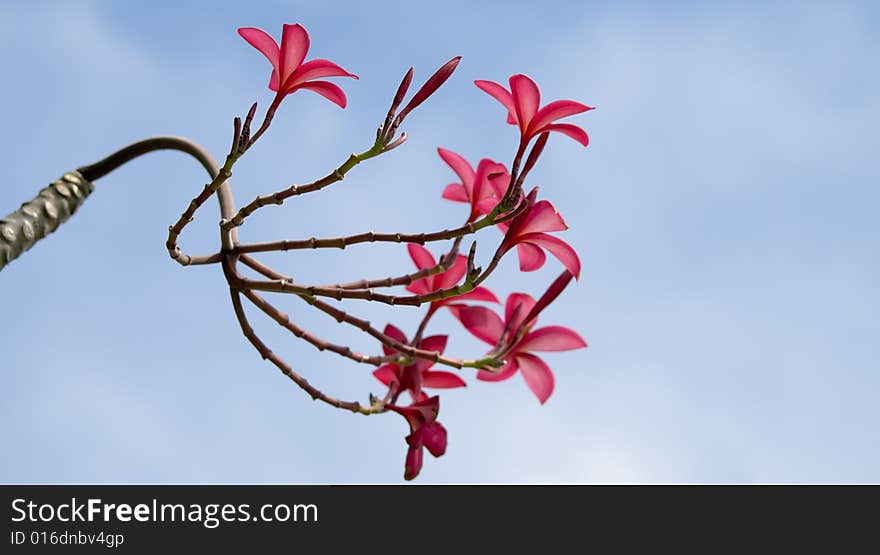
[[238, 23, 358, 108], [449, 272, 586, 404], [437, 148, 510, 222], [474, 74, 593, 146], [406, 244, 499, 315], [497, 187, 581, 278], [373, 324, 466, 402], [386, 396, 447, 480]]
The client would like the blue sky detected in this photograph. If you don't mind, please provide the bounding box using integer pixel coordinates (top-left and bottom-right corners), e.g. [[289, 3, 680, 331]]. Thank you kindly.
[[1, 1, 878, 483]]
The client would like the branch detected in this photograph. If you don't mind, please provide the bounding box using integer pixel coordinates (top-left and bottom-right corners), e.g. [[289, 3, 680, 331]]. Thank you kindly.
[[322, 237, 463, 290], [228, 288, 385, 415], [242, 288, 401, 367], [232, 197, 526, 255], [237, 254, 499, 371], [220, 145, 386, 232]]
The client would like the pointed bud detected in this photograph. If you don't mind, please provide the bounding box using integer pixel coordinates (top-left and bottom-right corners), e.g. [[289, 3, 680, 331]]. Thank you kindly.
[[522, 270, 574, 326], [391, 67, 414, 115], [243, 102, 258, 134], [231, 116, 242, 155], [396, 56, 462, 122], [466, 241, 479, 279], [239, 102, 259, 150], [520, 132, 549, 180]]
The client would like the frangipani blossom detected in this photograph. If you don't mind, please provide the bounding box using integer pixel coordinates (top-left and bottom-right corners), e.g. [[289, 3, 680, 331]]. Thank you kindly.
[[474, 74, 593, 146], [497, 187, 581, 278], [406, 244, 499, 315], [449, 274, 586, 404], [373, 324, 466, 402], [386, 396, 447, 480], [238, 23, 358, 108], [437, 148, 510, 222]]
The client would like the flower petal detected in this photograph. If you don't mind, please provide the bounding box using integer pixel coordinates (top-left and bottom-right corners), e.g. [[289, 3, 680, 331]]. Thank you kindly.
[[477, 358, 518, 382], [519, 200, 568, 235], [448, 305, 504, 346], [422, 422, 448, 457], [269, 69, 280, 92], [449, 286, 499, 304], [509, 74, 541, 131], [372, 364, 399, 386], [382, 323, 409, 356], [418, 335, 448, 357], [474, 159, 508, 206], [238, 27, 280, 70], [474, 79, 517, 125], [518, 325, 587, 352], [516, 353, 555, 404], [442, 183, 469, 203], [529, 100, 593, 136], [519, 233, 582, 279], [278, 23, 310, 84], [293, 81, 348, 108], [407, 243, 436, 271], [437, 148, 475, 195], [287, 59, 358, 88], [505, 293, 537, 331], [516, 242, 547, 272], [438, 255, 468, 290], [422, 371, 467, 389], [543, 123, 590, 147], [404, 445, 423, 480]]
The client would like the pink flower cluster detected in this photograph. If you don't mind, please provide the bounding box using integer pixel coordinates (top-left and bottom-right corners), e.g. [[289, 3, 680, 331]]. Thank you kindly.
[[239, 23, 591, 480]]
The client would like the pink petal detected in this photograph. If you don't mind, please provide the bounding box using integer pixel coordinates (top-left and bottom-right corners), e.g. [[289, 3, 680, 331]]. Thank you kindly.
[[499, 187, 539, 247], [543, 123, 590, 147], [418, 335, 448, 357], [278, 23, 310, 84], [382, 323, 409, 356], [287, 59, 358, 88], [529, 100, 593, 137], [476, 169, 510, 214], [437, 255, 468, 290], [476, 196, 501, 215], [442, 183, 469, 203], [477, 358, 518, 382], [437, 148, 475, 195], [519, 200, 568, 235], [485, 167, 510, 197], [422, 422, 447, 457], [406, 279, 432, 295], [449, 305, 504, 346], [422, 371, 467, 389], [518, 325, 587, 352], [372, 364, 399, 386], [269, 69, 280, 92], [449, 286, 499, 304], [404, 445, 423, 480], [505, 293, 537, 331], [519, 233, 582, 279], [238, 27, 280, 70], [509, 74, 541, 131], [293, 81, 348, 108], [516, 353, 555, 404], [516, 242, 547, 272], [474, 80, 518, 125], [473, 159, 507, 210], [407, 243, 436, 271]]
